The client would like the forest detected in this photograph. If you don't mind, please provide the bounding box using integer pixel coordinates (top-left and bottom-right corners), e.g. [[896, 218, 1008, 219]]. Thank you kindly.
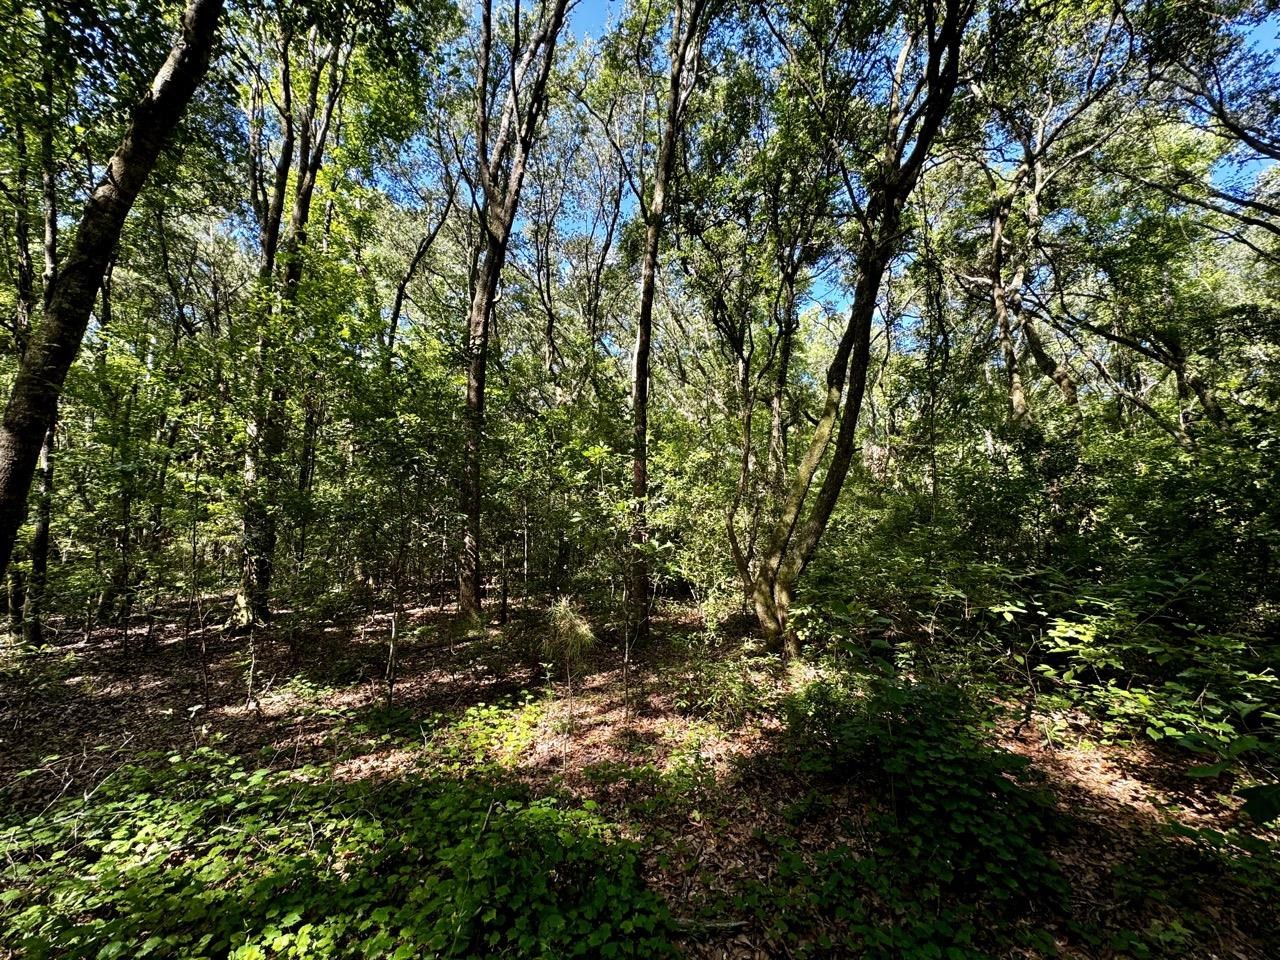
[[0, 0, 1278, 956]]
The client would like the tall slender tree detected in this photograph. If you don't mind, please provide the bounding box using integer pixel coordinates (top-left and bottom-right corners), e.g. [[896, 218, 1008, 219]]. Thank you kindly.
[[232, 8, 354, 628], [627, 0, 712, 643], [0, 0, 224, 583], [457, 0, 572, 618]]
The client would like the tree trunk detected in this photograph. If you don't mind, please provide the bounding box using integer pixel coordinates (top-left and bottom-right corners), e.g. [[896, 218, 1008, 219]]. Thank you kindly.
[[768, 276, 797, 494], [234, 364, 285, 628], [629, 0, 709, 645], [751, 227, 890, 652], [990, 197, 1034, 429], [744, 0, 971, 649], [23, 418, 55, 645], [0, 0, 223, 583], [459, 229, 501, 617], [8, 549, 25, 641], [726, 352, 756, 601], [629, 211, 661, 641], [295, 390, 319, 563], [233, 39, 343, 627], [11, 114, 35, 354], [1022, 314, 1080, 413], [457, 0, 571, 618]]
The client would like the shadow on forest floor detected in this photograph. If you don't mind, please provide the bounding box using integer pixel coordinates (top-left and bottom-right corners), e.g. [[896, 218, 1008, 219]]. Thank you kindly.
[[1, 601, 1277, 959]]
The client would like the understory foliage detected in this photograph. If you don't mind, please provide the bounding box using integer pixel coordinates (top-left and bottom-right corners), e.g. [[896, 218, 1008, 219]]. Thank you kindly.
[[791, 423, 1280, 763], [1, 0, 1279, 955], [0, 743, 672, 960], [776, 678, 1067, 957]]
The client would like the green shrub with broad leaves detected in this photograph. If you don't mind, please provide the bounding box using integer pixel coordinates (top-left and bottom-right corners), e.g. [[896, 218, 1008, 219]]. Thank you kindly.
[[771, 677, 1067, 958], [0, 746, 674, 959]]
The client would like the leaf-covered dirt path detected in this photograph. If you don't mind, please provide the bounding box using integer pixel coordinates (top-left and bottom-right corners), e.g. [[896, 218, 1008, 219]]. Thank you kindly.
[[1, 602, 1275, 959]]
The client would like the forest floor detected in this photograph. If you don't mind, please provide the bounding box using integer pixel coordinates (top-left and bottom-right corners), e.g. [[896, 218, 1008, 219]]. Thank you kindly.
[[1, 600, 1276, 959]]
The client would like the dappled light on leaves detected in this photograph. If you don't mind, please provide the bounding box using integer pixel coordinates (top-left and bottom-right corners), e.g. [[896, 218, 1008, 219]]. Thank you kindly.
[[1, 0, 1279, 956]]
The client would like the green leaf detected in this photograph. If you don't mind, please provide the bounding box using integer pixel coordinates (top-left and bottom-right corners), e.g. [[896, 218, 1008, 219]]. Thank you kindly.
[[1237, 784, 1280, 824], [1185, 762, 1229, 778]]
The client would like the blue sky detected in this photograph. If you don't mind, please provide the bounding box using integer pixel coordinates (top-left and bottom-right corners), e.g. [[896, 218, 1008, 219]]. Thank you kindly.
[[568, 0, 619, 40], [567, 3, 1279, 53], [1249, 15, 1278, 52]]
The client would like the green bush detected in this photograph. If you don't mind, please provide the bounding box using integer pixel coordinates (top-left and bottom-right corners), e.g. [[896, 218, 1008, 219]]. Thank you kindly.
[[0, 746, 674, 959], [672, 650, 781, 727], [775, 677, 1067, 957]]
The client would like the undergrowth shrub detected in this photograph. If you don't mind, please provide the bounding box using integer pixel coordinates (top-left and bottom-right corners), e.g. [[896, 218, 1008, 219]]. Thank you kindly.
[[1100, 823, 1280, 959], [791, 424, 1280, 768], [0, 745, 674, 959], [672, 650, 782, 726], [429, 696, 545, 767], [774, 676, 1067, 958], [543, 598, 597, 675], [1030, 581, 1280, 751]]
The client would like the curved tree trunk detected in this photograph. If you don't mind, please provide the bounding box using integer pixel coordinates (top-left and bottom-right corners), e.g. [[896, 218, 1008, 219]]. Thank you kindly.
[[0, 0, 224, 583], [745, 0, 973, 651]]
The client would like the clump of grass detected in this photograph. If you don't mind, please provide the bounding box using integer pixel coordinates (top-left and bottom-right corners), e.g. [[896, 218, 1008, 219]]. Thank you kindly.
[[542, 597, 596, 675], [542, 598, 597, 730]]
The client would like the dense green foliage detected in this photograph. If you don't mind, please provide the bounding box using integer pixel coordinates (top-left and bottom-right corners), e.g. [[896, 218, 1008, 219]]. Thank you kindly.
[[778, 678, 1068, 957], [1, 0, 1279, 955], [1, 737, 673, 959]]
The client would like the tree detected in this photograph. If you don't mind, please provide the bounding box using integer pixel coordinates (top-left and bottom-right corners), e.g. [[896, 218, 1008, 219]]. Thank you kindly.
[[743, 0, 976, 651], [231, 1, 356, 627], [456, 0, 572, 618], [0, 0, 224, 584], [624, 0, 714, 644], [960, 0, 1142, 429]]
